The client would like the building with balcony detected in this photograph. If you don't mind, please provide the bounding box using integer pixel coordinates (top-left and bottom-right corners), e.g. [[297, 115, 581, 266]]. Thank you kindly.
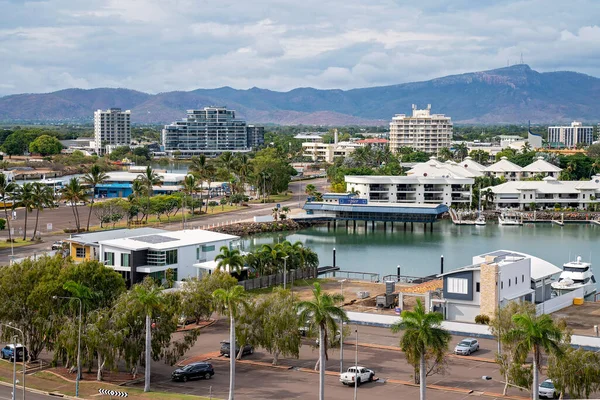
[[389, 104, 452, 154], [484, 175, 600, 210], [407, 156, 484, 179], [548, 122, 594, 148], [521, 157, 562, 179], [294, 133, 324, 143], [94, 108, 131, 155], [162, 107, 262, 157], [345, 175, 473, 206], [484, 157, 524, 181], [98, 229, 240, 285], [302, 141, 362, 163]]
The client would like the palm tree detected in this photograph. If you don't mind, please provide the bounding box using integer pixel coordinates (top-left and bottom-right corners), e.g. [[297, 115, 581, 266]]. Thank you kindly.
[[453, 143, 469, 161], [390, 299, 450, 400], [130, 282, 163, 393], [17, 182, 35, 240], [0, 173, 16, 243], [218, 152, 236, 179], [136, 166, 162, 222], [62, 178, 88, 232], [131, 179, 145, 199], [506, 313, 563, 400], [214, 246, 244, 274], [213, 285, 249, 400], [183, 175, 200, 216], [259, 243, 288, 274], [233, 154, 251, 196], [297, 282, 346, 400], [30, 182, 54, 240], [521, 141, 532, 154], [82, 165, 108, 231], [305, 184, 317, 197], [590, 159, 600, 177], [437, 147, 453, 162], [482, 188, 495, 210]]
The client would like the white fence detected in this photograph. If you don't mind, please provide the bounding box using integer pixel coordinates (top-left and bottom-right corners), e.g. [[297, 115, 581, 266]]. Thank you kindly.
[[535, 287, 584, 315], [253, 215, 274, 222]]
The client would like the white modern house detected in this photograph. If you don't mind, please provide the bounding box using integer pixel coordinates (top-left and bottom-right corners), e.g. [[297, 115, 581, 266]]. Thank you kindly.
[[521, 157, 562, 179], [98, 229, 240, 285], [345, 175, 473, 206], [437, 250, 562, 322], [484, 175, 600, 210]]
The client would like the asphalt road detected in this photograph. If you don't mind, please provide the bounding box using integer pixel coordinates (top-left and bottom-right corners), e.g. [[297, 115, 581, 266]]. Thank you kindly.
[[0, 384, 56, 400], [0, 178, 328, 264]]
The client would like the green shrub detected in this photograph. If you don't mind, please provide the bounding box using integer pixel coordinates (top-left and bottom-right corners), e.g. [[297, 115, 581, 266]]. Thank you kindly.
[[475, 314, 490, 325], [0, 218, 5, 230]]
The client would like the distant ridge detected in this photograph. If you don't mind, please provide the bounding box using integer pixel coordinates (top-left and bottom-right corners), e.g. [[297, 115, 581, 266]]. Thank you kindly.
[[1, 65, 599, 125]]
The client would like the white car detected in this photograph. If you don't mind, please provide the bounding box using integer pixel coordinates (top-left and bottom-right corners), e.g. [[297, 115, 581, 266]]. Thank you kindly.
[[65, 201, 86, 207], [340, 366, 374, 386], [454, 338, 479, 355], [538, 379, 558, 399]]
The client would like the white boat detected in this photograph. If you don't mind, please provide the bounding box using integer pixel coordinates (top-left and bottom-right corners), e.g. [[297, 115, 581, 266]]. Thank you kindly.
[[551, 256, 597, 297], [475, 216, 486, 226], [498, 213, 523, 226]]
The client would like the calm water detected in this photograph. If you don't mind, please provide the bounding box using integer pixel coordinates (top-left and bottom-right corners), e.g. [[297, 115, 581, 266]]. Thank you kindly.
[[241, 221, 600, 279]]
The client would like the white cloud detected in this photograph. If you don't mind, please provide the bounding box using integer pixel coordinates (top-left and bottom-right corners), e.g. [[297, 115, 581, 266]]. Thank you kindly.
[[0, 0, 600, 95]]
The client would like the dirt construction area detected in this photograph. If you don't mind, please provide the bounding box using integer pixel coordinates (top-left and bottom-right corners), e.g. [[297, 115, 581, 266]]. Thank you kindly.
[[552, 301, 600, 336]]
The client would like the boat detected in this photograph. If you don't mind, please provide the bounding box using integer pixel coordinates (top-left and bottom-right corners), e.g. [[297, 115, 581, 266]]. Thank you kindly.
[[475, 188, 486, 226], [498, 212, 523, 226], [551, 256, 597, 297]]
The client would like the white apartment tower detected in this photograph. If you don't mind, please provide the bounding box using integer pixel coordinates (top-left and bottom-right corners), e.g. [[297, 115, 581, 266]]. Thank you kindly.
[[389, 104, 452, 154], [548, 121, 594, 148], [94, 108, 131, 154]]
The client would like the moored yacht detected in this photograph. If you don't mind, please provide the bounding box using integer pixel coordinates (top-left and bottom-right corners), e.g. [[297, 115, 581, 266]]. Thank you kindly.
[[498, 212, 523, 226], [551, 256, 597, 297]]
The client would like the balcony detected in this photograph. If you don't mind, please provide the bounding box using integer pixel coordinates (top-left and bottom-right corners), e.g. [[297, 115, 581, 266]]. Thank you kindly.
[[369, 185, 389, 192], [424, 187, 444, 192], [396, 185, 417, 192]]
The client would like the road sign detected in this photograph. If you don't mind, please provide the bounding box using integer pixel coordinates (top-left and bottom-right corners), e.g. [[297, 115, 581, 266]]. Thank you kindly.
[[47, 223, 52, 231], [98, 388, 128, 397], [277, 203, 281, 209]]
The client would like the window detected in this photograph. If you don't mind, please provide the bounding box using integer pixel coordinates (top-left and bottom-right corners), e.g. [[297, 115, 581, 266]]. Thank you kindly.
[[76, 247, 86, 258], [166, 249, 178, 265], [501, 281, 504, 289], [530, 194, 533, 199], [508, 279, 511, 287], [515, 276, 517, 285], [104, 252, 114, 266], [522, 274, 524, 283], [476, 282, 480, 292], [202, 245, 215, 252], [121, 253, 130, 267], [447, 277, 468, 294]]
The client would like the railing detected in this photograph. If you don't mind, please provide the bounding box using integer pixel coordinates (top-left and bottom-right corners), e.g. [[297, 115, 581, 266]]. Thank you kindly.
[[237, 267, 317, 291], [322, 270, 380, 282], [382, 274, 438, 284]]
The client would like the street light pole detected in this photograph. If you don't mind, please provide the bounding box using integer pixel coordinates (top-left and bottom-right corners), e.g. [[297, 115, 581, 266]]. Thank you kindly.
[[11, 335, 17, 400], [354, 328, 358, 400], [53, 296, 82, 397], [283, 256, 289, 289], [339, 279, 347, 374], [2, 323, 25, 400]]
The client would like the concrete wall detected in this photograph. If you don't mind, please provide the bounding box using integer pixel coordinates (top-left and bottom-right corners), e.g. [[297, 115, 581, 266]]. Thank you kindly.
[[498, 258, 531, 300], [536, 287, 584, 315]]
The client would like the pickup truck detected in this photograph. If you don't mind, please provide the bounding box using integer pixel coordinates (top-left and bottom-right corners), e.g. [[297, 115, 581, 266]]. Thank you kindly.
[[339, 366, 374, 386]]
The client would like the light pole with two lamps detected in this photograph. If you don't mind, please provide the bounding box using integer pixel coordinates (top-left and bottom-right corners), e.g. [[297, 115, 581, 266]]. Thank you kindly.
[[52, 296, 82, 397], [1, 323, 25, 400]]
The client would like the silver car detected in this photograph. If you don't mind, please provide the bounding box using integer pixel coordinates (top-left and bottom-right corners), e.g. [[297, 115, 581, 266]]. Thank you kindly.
[[454, 338, 479, 355], [538, 379, 558, 399]]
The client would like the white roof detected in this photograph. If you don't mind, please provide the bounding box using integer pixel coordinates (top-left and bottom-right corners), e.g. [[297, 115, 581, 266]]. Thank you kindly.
[[485, 157, 523, 173], [484, 176, 600, 195], [193, 259, 248, 273], [105, 171, 188, 183], [406, 157, 482, 178], [99, 229, 239, 251], [522, 157, 562, 173], [472, 250, 562, 280], [68, 228, 166, 245], [346, 175, 474, 185], [461, 157, 487, 172]]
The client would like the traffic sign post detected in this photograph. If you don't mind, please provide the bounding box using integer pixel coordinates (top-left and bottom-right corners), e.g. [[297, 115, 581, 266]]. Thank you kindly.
[[98, 388, 128, 398]]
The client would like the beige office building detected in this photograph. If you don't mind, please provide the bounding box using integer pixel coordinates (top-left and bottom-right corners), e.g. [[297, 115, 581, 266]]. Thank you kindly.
[[389, 104, 452, 154]]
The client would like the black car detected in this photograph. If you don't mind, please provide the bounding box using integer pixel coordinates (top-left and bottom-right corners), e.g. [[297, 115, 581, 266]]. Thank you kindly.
[[171, 362, 214, 382], [220, 341, 254, 358]]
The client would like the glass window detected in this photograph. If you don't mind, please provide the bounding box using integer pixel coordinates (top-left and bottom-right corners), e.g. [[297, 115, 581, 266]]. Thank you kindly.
[[104, 252, 114, 266], [121, 253, 130, 267], [202, 245, 215, 252], [447, 277, 468, 294], [522, 275, 524, 283], [166, 249, 178, 265], [76, 247, 86, 258], [476, 282, 480, 292]]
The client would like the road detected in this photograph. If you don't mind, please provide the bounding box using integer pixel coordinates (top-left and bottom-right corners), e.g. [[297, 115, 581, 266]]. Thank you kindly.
[[0, 384, 57, 400], [135, 320, 516, 400], [0, 178, 327, 264]]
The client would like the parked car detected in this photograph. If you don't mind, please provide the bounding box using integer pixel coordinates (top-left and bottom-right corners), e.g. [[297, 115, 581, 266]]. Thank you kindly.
[[220, 341, 254, 358], [171, 362, 214, 382], [538, 379, 558, 399], [51, 241, 65, 250], [65, 201, 86, 207], [1, 344, 28, 362], [339, 366, 375, 386], [454, 338, 479, 355]]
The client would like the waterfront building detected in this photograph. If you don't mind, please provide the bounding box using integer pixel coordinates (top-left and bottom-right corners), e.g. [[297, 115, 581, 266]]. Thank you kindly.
[[66, 228, 166, 263], [437, 250, 561, 322], [484, 157, 523, 181], [94, 169, 188, 198], [162, 107, 258, 157], [521, 156, 562, 179], [246, 125, 265, 149], [98, 229, 240, 285], [389, 104, 452, 154], [407, 156, 483, 179], [345, 175, 473, 207], [94, 108, 131, 155], [548, 121, 594, 148], [484, 175, 600, 210]]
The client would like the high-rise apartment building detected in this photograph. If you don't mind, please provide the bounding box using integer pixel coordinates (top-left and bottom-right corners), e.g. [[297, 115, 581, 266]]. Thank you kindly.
[[246, 125, 265, 149], [93, 108, 131, 154], [389, 104, 452, 154], [162, 107, 254, 156], [548, 121, 594, 148]]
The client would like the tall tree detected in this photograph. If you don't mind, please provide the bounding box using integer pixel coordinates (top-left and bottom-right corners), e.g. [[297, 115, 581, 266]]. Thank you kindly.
[[0, 173, 16, 243], [17, 182, 35, 240], [547, 346, 600, 399], [453, 143, 469, 161], [82, 165, 108, 231], [30, 182, 54, 240], [506, 313, 564, 400], [136, 166, 162, 222], [297, 282, 346, 400], [182, 175, 200, 216], [218, 152, 236, 179], [214, 246, 244, 274], [258, 243, 288, 274], [390, 299, 451, 400], [233, 153, 252, 195], [61, 178, 88, 232], [213, 285, 249, 400]]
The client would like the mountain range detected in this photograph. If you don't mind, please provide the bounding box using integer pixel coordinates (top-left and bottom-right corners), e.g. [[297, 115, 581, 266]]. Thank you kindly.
[[1, 65, 599, 125]]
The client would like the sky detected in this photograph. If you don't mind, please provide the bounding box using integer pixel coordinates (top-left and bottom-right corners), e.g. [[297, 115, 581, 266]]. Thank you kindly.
[[1, 0, 600, 96]]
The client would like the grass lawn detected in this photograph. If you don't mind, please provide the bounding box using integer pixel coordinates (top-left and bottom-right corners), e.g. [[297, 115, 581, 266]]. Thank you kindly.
[[248, 278, 330, 296], [249, 193, 293, 204], [0, 238, 41, 249]]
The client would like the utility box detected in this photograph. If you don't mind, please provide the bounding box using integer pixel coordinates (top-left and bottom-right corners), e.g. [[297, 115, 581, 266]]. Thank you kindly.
[[357, 291, 370, 299], [385, 281, 395, 295], [376, 293, 397, 308]]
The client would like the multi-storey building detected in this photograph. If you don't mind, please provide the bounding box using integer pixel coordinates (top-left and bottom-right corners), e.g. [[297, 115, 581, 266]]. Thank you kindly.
[[389, 104, 452, 154], [94, 108, 131, 155], [302, 141, 362, 162], [246, 125, 265, 149], [548, 121, 594, 148], [162, 107, 251, 157]]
